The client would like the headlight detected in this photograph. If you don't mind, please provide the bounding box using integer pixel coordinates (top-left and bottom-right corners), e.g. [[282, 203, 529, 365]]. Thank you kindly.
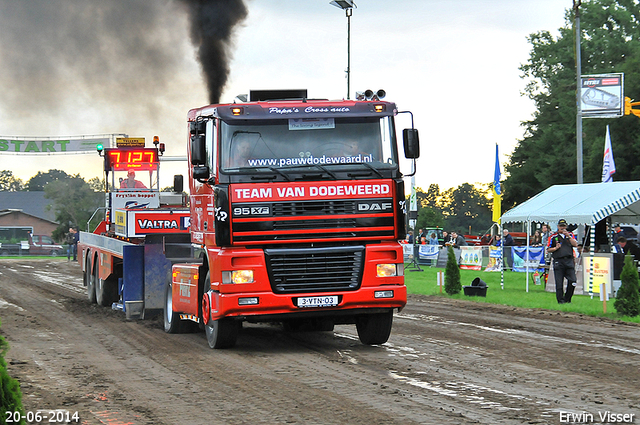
[[377, 263, 403, 277], [222, 270, 254, 284]]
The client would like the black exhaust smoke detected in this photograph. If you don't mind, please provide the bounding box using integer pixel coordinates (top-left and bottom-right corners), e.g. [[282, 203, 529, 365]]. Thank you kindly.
[[180, 0, 248, 104]]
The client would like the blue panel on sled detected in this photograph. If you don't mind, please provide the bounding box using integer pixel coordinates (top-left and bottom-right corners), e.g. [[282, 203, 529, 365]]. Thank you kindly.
[[122, 245, 145, 309]]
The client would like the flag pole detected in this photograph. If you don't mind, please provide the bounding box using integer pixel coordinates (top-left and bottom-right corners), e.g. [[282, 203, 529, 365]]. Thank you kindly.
[[493, 144, 504, 290]]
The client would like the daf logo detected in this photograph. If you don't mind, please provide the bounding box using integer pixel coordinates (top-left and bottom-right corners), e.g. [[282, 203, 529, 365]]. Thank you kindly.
[[358, 202, 392, 211]]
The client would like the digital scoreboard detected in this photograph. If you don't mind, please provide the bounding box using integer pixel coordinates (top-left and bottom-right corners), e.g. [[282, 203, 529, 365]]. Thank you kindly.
[[104, 148, 158, 171]]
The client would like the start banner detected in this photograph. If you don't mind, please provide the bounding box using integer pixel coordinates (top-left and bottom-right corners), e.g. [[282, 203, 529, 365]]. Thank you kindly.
[[0, 137, 111, 153]]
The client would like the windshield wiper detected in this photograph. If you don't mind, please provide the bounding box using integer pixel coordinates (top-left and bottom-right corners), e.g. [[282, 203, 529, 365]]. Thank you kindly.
[[257, 167, 291, 181], [346, 161, 384, 178]]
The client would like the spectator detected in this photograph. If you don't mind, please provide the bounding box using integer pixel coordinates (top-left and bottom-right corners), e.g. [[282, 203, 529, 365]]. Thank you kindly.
[[547, 219, 578, 304], [541, 224, 551, 250], [613, 224, 624, 244], [442, 231, 452, 246], [531, 229, 543, 246], [65, 227, 76, 261], [451, 231, 468, 248], [480, 233, 492, 245], [613, 236, 627, 254], [503, 229, 515, 269], [406, 231, 414, 244], [429, 232, 439, 245], [494, 234, 502, 247], [72, 227, 79, 261], [502, 229, 515, 246]]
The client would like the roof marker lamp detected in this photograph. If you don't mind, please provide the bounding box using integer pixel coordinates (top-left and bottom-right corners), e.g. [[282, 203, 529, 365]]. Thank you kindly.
[[222, 270, 254, 284], [231, 107, 244, 116]]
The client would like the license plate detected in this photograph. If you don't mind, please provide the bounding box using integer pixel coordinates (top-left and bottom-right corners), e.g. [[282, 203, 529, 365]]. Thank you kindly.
[[296, 296, 338, 308]]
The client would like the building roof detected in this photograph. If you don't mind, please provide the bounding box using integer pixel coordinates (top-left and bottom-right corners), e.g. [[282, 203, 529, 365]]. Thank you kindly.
[[0, 191, 56, 222], [501, 181, 640, 226]]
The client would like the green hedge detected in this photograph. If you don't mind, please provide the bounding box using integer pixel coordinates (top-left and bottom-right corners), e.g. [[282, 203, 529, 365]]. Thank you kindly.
[[1, 320, 25, 425]]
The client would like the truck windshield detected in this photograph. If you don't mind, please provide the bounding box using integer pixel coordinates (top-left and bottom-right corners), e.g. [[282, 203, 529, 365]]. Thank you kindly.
[[220, 116, 397, 172]]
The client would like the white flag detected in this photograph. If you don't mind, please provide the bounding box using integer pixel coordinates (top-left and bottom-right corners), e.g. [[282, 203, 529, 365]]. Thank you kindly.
[[602, 125, 616, 183]]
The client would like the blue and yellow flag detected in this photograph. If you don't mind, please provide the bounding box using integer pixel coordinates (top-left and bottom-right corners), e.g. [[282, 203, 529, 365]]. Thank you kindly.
[[492, 144, 501, 223]]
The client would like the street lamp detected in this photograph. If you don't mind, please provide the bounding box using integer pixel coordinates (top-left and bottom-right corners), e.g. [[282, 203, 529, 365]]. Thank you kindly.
[[330, 0, 356, 100]]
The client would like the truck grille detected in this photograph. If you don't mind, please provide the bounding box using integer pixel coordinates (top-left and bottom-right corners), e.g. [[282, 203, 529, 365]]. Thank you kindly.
[[265, 246, 364, 294], [231, 198, 395, 243], [272, 200, 356, 216]]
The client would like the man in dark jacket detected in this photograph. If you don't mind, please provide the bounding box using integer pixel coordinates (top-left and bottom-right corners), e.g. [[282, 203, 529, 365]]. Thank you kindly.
[[547, 219, 578, 304]]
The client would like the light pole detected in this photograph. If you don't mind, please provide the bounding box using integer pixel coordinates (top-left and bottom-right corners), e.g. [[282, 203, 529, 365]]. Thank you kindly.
[[330, 0, 356, 100]]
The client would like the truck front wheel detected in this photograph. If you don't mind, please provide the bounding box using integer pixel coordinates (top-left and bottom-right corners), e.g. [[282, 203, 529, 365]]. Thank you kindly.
[[164, 281, 182, 334], [356, 310, 393, 345], [203, 272, 241, 349]]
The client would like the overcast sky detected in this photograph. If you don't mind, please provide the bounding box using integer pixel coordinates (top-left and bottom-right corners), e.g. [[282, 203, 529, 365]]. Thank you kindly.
[[0, 0, 569, 191]]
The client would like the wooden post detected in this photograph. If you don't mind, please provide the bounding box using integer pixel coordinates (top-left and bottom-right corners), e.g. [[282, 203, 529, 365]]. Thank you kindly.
[[600, 283, 609, 313], [437, 271, 444, 293]]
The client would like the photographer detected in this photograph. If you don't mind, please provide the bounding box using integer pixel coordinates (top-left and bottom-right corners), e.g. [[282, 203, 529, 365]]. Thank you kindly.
[[547, 219, 578, 304]]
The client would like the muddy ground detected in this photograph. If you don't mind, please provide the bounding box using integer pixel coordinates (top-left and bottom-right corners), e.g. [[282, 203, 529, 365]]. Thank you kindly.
[[1, 259, 639, 425]]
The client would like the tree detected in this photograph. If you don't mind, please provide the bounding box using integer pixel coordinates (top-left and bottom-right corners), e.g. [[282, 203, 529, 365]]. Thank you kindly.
[[25, 169, 71, 191], [444, 246, 461, 295], [416, 206, 444, 230], [44, 175, 103, 239], [505, 0, 640, 208], [439, 183, 492, 234], [614, 255, 640, 317], [0, 170, 23, 191]]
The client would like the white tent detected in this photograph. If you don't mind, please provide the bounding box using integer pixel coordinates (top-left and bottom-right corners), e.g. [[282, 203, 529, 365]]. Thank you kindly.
[[501, 181, 640, 226], [500, 181, 640, 293]]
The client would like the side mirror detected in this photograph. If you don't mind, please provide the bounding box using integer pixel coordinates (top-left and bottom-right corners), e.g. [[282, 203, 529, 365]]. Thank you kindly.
[[403, 129, 420, 159], [193, 166, 210, 181], [173, 175, 183, 193], [191, 135, 206, 165]]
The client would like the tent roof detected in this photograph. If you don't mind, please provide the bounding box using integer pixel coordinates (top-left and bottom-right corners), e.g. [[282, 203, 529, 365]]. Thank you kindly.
[[501, 181, 640, 225]]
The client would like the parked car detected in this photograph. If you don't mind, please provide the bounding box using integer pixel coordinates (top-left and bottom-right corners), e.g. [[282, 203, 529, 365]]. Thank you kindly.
[[620, 225, 638, 243], [0, 234, 64, 256]]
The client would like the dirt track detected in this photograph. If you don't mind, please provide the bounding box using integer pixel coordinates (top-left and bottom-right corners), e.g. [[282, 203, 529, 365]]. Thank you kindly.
[[1, 259, 639, 425]]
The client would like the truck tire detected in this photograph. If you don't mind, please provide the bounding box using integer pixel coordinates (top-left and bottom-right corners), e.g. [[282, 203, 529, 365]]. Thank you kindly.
[[206, 318, 241, 349], [203, 272, 241, 349], [83, 255, 91, 288], [96, 275, 118, 307], [87, 256, 97, 304], [356, 310, 393, 345], [164, 281, 182, 334]]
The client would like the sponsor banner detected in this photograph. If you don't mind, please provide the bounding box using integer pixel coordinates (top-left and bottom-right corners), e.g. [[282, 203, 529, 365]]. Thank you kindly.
[[581, 73, 624, 118], [512, 247, 545, 272], [401, 243, 413, 262], [418, 245, 439, 260], [582, 255, 612, 295], [111, 192, 159, 210], [230, 179, 393, 202], [485, 246, 502, 272], [115, 209, 190, 237], [0, 137, 110, 153], [460, 246, 482, 270]]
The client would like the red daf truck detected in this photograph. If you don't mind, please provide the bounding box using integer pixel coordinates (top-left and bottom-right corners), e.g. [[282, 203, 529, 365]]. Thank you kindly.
[[167, 89, 420, 348]]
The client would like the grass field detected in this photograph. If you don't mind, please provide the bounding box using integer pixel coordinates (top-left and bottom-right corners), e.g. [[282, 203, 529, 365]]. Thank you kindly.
[[404, 263, 640, 324]]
